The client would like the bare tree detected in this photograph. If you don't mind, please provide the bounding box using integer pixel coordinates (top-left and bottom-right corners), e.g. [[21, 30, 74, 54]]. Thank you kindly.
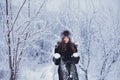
[[28, 0, 30, 17], [4, 0, 48, 80], [94, 9, 120, 80]]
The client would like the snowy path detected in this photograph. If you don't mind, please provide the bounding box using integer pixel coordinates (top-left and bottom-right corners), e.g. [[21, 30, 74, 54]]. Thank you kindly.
[[19, 63, 56, 80]]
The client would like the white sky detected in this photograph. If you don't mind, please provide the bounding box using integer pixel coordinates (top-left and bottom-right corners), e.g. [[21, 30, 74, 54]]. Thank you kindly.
[[46, 0, 63, 12], [45, 0, 119, 12]]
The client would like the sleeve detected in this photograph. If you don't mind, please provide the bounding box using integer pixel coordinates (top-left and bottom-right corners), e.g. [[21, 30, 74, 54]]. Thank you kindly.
[[71, 44, 80, 64], [54, 42, 60, 53], [53, 42, 61, 65], [74, 44, 78, 53], [55, 45, 59, 53]]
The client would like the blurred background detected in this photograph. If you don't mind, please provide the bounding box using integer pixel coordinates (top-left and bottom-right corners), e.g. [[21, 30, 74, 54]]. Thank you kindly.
[[0, 0, 120, 80]]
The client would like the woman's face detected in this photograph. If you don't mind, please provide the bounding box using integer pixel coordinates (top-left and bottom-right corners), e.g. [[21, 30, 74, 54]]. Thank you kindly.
[[63, 37, 69, 43]]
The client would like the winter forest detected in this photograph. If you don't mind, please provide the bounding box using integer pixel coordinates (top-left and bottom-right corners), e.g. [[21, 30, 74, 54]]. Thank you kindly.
[[0, 0, 120, 80]]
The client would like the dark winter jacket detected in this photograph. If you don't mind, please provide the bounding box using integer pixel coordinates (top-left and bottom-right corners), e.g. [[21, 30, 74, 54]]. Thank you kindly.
[[53, 41, 80, 65], [53, 41, 80, 80]]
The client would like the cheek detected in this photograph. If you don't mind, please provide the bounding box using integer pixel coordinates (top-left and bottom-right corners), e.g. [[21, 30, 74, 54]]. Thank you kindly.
[[67, 38, 70, 41], [64, 38, 67, 41], [63, 39, 66, 41]]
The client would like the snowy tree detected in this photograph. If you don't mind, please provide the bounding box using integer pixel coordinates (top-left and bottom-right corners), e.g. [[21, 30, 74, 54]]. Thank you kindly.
[[0, 0, 120, 80]]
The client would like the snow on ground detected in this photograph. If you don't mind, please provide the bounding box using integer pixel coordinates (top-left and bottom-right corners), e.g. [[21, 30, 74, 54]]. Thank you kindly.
[[19, 63, 54, 80]]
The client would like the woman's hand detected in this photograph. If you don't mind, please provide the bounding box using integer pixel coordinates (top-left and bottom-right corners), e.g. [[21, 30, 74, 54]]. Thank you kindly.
[[53, 53, 61, 59], [53, 53, 61, 65], [71, 52, 80, 64], [72, 52, 79, 57]]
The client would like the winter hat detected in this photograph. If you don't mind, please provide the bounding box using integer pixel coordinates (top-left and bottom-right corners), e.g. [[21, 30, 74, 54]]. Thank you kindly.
[[61, 30, 71, 38]]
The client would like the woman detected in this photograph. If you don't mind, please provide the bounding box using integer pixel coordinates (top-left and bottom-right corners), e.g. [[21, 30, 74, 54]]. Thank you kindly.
[[53, 30, 80, 80]]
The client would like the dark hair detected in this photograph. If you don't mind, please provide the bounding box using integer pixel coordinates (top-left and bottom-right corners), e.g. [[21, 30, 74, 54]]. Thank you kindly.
[[59, 30, 76, 53]]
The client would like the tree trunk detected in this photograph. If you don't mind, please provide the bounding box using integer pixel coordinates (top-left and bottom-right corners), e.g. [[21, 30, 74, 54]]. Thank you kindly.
[[6, 0, 16, 80], [10, 69, 15, 80]]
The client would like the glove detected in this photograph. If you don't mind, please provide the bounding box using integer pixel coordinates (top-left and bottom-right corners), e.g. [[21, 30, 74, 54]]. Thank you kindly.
[[72, 53, 79, 57], [53, 53, 61, 59], [71, 52, 80, 64], [53, 53, 61, 65]]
